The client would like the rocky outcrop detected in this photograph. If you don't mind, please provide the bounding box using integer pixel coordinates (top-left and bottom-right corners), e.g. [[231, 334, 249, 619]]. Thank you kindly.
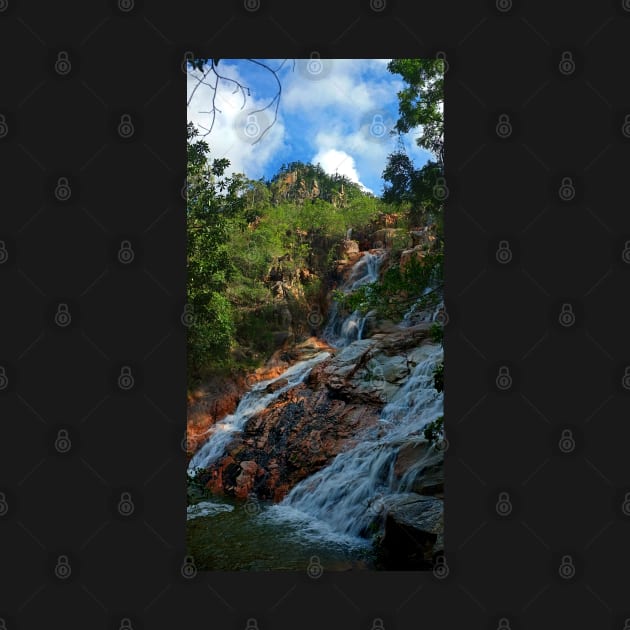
[[400, 245, 425, 271], [202, 323, 434, 501], [186, 338, 334, 460]]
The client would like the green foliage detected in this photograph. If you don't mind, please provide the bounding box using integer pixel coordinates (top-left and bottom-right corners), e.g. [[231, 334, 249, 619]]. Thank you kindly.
[[334, 250, 444, 321], [187, 467, 211, 505], [423, 416, 444, 445], [429, 322, 443, 344], [387, 58, 444, 164], [432, 362, 444, 393], [186, 123, 245, 380]]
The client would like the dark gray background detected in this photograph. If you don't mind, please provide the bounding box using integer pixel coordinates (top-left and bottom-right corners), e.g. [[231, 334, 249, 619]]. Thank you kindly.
[[1, 0, 629, 628]]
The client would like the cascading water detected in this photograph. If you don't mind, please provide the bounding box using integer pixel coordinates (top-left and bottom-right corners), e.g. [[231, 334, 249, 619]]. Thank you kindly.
[[323, 250, 386, 348], [188, 351, 330, 473], [264, 341, 443, 543]]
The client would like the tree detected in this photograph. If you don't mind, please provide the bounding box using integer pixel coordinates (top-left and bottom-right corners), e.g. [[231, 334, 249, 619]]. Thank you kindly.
[[186, 122, 245, 379], [382, 151, 416, 204], [387, 59, 444, 165]]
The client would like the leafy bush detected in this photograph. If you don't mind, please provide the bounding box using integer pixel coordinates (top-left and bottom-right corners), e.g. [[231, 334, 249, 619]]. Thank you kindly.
[[429, 322, 443, 344], [423, 416, 444, 445], [432, 362, 444, 392]]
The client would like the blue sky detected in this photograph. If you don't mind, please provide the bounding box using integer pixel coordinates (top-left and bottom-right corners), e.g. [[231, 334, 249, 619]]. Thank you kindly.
[[186, 59, 435, 196]]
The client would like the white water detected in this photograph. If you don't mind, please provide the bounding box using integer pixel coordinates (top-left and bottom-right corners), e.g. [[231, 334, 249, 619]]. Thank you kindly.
[[187, 500, 234, 521], [265, 342, 443, 542], [188, 247, 444, 549], [187, 351, 330, 472], [323, 250, 386, 348]]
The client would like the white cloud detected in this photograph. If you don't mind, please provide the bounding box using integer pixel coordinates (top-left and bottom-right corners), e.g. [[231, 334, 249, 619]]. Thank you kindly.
[[186, 62, 287, 180], [282, 59, 396, 116], [311, 148, 372, 193], [186, 59, 438, 194]]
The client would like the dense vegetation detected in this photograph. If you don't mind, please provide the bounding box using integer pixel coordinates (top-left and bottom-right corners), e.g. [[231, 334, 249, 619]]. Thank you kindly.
[[186, 58, 445, 388]]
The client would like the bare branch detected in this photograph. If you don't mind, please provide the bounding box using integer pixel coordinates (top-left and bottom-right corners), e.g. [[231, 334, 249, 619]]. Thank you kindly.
[[187, 59, 291, 144]]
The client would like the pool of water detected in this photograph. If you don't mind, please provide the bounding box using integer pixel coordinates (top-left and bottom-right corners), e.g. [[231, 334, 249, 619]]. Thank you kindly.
[[186, 495, 377, 572]]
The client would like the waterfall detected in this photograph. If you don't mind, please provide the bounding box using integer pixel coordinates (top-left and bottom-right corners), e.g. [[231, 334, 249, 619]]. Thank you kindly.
[[323, 250, 385, 348], [264, 342, 443, 542], [401, 290, 444, 327], [188, 351, 331, 473]]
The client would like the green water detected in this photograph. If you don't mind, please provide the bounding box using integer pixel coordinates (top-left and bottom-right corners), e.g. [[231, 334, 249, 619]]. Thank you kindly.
[[186, 496, 377, 571]]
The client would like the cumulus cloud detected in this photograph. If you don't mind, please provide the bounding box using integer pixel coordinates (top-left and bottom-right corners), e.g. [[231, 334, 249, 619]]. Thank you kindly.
[[186, 61, 287, 180], [311, 148, 372, 193], [186, 59, 437, 194]]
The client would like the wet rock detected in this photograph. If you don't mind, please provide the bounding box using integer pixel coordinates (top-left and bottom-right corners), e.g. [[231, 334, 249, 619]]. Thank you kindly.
[[342, 239, 360, 255], [376, 493, 443, 569], [400, 245, 425, 271], [264, 378, 289, 394], [394, 441, 444, 497]]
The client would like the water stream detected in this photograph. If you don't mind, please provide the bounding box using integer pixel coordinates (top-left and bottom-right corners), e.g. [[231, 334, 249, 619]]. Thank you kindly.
[[186, 248, 443, 569]]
